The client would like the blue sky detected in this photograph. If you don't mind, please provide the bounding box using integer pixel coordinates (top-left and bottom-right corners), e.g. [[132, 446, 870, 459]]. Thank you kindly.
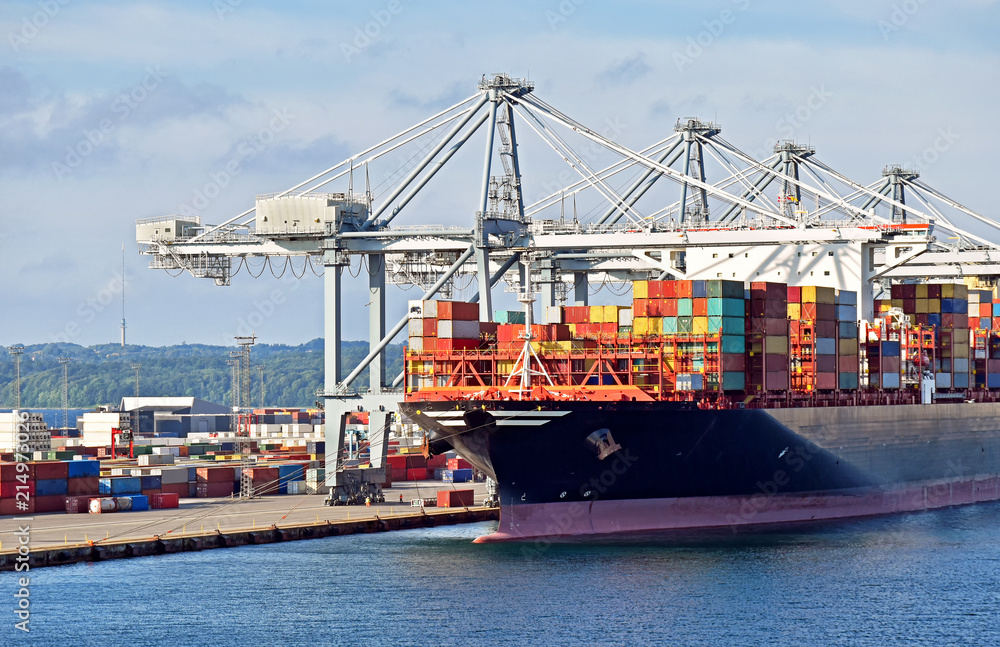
[[1, 0, 998, 348]]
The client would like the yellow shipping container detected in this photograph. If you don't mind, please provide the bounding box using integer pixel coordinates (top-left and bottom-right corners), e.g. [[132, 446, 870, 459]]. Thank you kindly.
[[603, 305, 620, 322], [802, 285, 836, 304], [693, 316, 708, 335], [915, 284, 928, 299], [914, 299, 927, 313], [634, 317, 649, 336], [839, 338, 858, 355], [788, 303, 801, 319], [891, 299, 903, 309], [954, 329, 970, 345], [764, 335, 788, 354], [634, 280, 648, 299], [590, 305, 605, 323], [880, 303, 891, 313], [928, 298, 940, 312], [647, 317, 662, 335]]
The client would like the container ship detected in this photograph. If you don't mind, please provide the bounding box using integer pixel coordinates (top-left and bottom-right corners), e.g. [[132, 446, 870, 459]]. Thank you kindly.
[[399, 279, 1000, 542]]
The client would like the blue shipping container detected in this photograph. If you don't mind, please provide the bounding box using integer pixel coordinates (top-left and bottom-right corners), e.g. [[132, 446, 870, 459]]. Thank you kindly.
[[99, 477, 142, 495], [881, 341, 901, 356], [836, 305, 857, 321], [721, 335, 746, 354], [954, 372, 970, 388], [839, 322, 858, 339], [839, 373, 859, 389], [129, 495, 149, 512], [36, 479, 68, 496], [67, 460, 100, 478], [452, 468, 474, 483], [836, 290, 858, 306], [691, 280, 707, 298], [722, 371, 745, 391], [987, 374, 1000, 388], [883, 373, 901, 389], [816, 338, 837, 355], [140, 475, 162, 490], [928, 313, 942, 328]]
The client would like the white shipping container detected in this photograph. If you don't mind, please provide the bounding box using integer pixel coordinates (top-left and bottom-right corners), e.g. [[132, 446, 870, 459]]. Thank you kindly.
[[152, 446, 180, 456], [138, 453, 175, 466], [407, 319, 424, 336], [618, 307, 633, 327], [408, 299, 438, 319], [409, 337, 426, 353], [156, 467, 189, 484], [544, 306, 563, 324], [438, 319, 480, 339]]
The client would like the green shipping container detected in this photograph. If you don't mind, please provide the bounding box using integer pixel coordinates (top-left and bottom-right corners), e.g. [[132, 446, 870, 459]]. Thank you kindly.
[[721, 335, 746, 354], [707, 316, 745, 335], [677, 316, 694, 333], [495, 310, 526, 324], [722, 371, 746, 391], [706, 297, 745, 317], [707, 279, 745, 299], [677, 298, 693, 317], [662, 316, 678, 334]]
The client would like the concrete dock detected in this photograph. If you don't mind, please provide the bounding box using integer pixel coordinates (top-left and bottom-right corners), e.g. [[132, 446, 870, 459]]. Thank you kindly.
[[0, 481, 496, 570]]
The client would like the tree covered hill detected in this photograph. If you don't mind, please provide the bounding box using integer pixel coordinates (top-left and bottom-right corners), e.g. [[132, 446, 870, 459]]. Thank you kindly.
[[0, 340, 404, 409]]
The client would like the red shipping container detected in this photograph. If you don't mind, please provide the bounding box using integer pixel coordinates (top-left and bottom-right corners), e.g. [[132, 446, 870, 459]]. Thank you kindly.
[[64, 495, 92, 513], [751, 282, 787, 300], [35, 494, 66, 513], [196, 482, 235, 498], [427, 454, 448, 469], [816, 303, 836, 320], [981, 304, 993, 317], [1, 480, 34, 498], [646, 281, 662, 299], [800, 303, 817, 319], [67, 476, 99, 496], [405, 455, 427, 469], [437, 489, 475, 508], [34, 461, 69, 480], [901, 285, 917, 299], [942, 313, 955, 328], [970, 317, 981, 330], [954, 314, 968, 328], [722, 353, 746, 371], [816, 355, 837, 372], [446, 458, 473, 470], [816, 373, 837, 390], [661, 299, 678, 317], [406, 468, 428, 481], [0, 497, 34, 515], [151, 493, 180, 509], [633, 299, 648, 317], [752, 299, 787, 319], [927, 284, 942, 299], [903, 298, 917, 313], [914, 313, 929, 326], [764, 371, 789, 388], [549, 324, 571, 341], [839, 355, 858, 372], [750, 318, 787, 336], [161, 483, 189, 497], [437, 301, 478, 321], [422, 319, 437, 336], [787, 286, 801, 303], [815, 321, 837, 338], [645, 299, 660, 317], [196, 467, 236, 483], [765, 354, 789, 371], [675, 281, 692, 299], [435, 338, 478, 351]]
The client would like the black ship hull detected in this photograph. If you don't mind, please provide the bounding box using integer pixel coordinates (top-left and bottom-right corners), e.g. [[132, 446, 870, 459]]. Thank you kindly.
[[399, 400, 1000, 541]]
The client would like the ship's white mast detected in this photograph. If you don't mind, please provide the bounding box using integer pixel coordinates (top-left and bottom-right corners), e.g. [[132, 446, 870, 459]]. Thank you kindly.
[[504, 252, 554, 398]]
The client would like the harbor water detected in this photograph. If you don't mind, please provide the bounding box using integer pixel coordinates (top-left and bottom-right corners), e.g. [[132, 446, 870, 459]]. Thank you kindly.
[[6, 502, 1000, 646]]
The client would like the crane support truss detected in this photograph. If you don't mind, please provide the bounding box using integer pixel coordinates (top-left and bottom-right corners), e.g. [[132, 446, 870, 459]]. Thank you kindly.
[[136, 74, 998, 487]]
